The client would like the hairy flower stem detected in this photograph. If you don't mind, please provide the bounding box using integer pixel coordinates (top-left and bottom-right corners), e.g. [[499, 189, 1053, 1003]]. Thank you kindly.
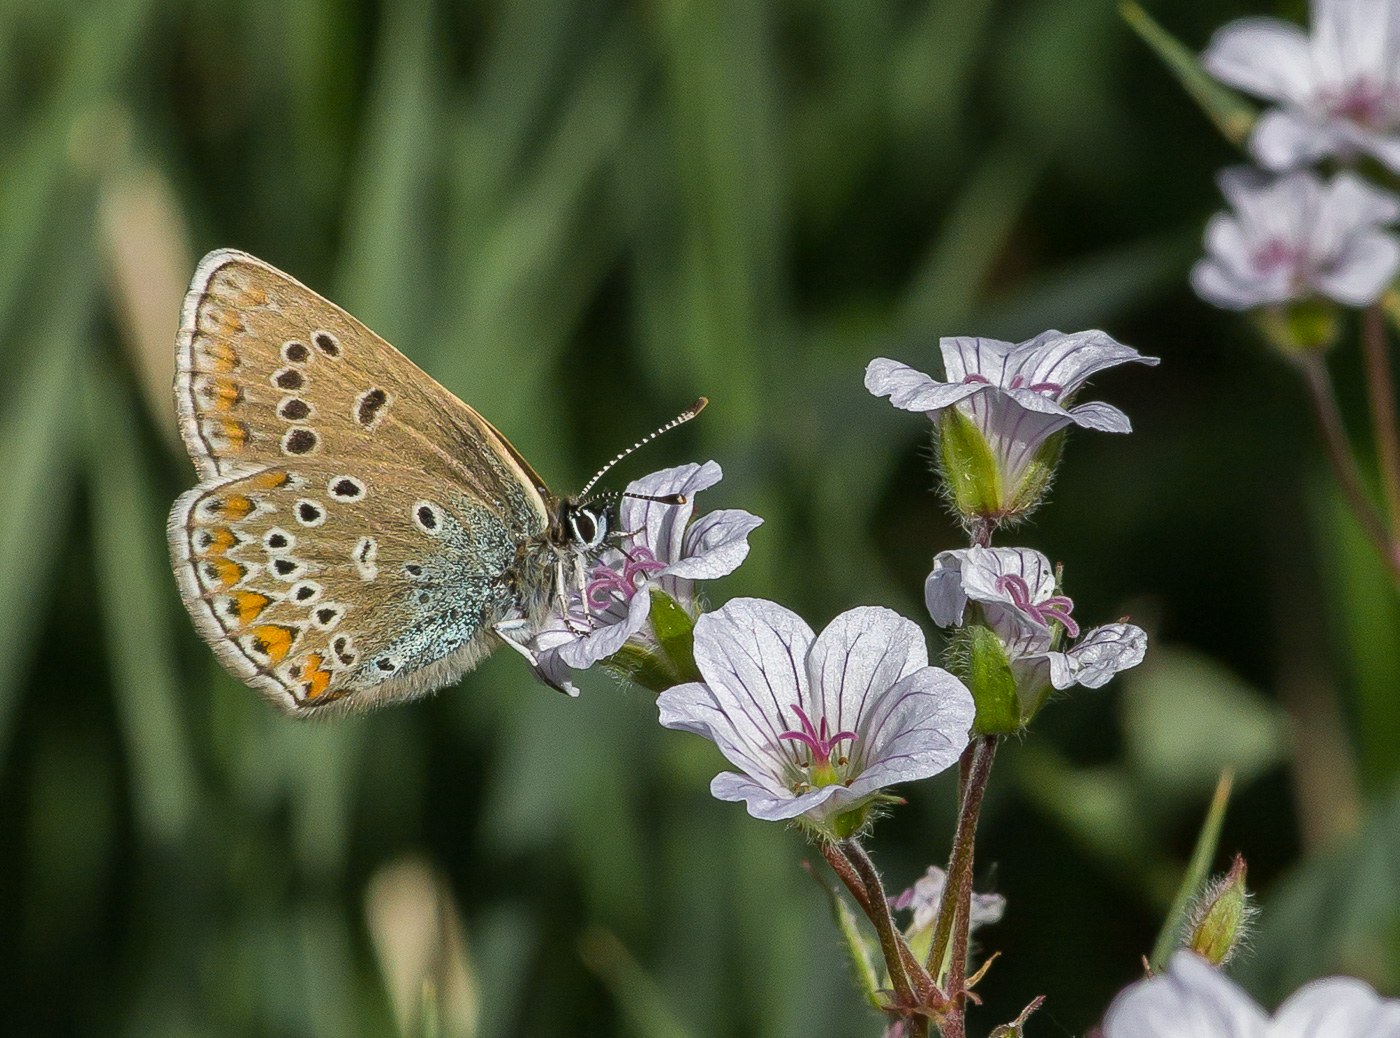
[[925, 736, 998, 1038], [1299, 353, 1400, 584], [1363, 305, 1400, 538]]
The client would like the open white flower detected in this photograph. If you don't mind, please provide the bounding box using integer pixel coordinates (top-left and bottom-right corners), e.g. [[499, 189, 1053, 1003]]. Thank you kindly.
[[1191, 167, 1400, 310], [891, 865, 1005, 937], [867, 331, 1157, 522], [926, 547, 1146, 726], [1204, 0, 1400, 172], [508, 461, 762, 695], [1104, 950, 1400, 1038], [656, 598, 974, 833]]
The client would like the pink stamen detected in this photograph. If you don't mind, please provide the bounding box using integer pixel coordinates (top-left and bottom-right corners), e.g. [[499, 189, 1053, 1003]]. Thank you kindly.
[[962, 374, 991, 385], [1027, 381, 1062, 396], [779, 703, 858, 765], [584, 546, 666, 608], [995, 574, 1079, 636], [1009, 375, 1025, 389]]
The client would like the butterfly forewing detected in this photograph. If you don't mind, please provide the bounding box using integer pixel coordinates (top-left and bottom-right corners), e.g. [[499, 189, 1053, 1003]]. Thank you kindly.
[[170, 250, 557, 714]]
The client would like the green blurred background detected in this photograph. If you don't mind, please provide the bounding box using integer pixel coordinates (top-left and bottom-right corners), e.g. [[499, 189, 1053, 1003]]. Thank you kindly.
[[3, 0, 1398, 1034]]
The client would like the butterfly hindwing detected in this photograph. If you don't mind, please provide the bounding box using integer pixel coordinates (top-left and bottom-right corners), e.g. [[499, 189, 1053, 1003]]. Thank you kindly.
[[169, 250, 559, 714]]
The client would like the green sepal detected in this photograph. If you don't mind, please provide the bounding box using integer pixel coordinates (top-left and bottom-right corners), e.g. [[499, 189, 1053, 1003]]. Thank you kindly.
[[938, 407, 1004, 518], [967, 625, 1021, 735], [1255, 300, 1340, 356], [602, 591, 702, 693], [1188, 855, 1249, 965], [1008, 428, 1065, 517], [1120, 2, 1257, 147]]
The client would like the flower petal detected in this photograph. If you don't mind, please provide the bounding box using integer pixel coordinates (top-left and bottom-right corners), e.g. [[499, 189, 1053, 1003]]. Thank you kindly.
[[1249, 108, 1342, 171], [710, 770, 844, 821], [1272, 976, 1400, 1038], [865, 357, 982, 413], [667, 508, 764, 580], [925, 552, 971, 627], [1315, 231, 1400, 305], [1006, 330, 1160, 398], [1203, 17, 1314, 105], [805, 606, 930, 738], [1103, 951, 1269, 1038], [1191, 256, 1282, 310], [1066, 400, 1134, 434], [1048, 622, 1147, 690], [621, 461, 722, 566], [938, 336, 1021, 384], [658, 598, 815, 778], [558, 586, 653, 669], [844, 665, 973, 798]]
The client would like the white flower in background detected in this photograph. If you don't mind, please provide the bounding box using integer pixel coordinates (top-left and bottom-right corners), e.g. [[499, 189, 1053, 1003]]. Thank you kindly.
[[507, 461, 762, 695], [891, 865, 1005, 937], [1204, 0, 1400, 172], [867, 331, 1157, 521], [1104, 950, 1400, 1038], [926, 547, 1146, 715], [656, 598, 974, 833], [1191, 167, 1400, 310]]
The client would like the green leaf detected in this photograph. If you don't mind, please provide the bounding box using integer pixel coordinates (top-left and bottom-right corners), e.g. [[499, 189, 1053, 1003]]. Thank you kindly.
[[1120, 2, 1257, 147]]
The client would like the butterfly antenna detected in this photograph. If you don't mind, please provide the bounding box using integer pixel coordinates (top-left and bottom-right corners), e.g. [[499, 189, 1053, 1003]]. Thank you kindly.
[[578, 397, 708, 500]]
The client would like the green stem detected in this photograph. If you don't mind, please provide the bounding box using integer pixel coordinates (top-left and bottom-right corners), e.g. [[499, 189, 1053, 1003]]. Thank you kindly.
[[926, 736, 997, 1038], [1363, 304, 1400, 537], [831, 841, 918, 1016], [1299, 352, 1400, 584]]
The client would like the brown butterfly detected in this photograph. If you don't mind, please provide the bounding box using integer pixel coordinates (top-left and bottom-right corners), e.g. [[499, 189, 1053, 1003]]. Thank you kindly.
[[168, 250, 701, 715]]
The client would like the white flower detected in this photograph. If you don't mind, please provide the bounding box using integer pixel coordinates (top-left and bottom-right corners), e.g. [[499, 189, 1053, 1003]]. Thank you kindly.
[[1104, 950, 1400, 1038], [891, 865, 1005, 937], [508, 461, 762, 695], [1204, 0, 1400, 172], [1191, 167, 1400, 310], [926, 547, 1146, 707], [656, 598, 974, 830], [867, 331, 1157, 520]]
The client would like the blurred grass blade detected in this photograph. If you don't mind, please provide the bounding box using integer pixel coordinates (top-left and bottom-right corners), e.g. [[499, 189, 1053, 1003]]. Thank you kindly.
[[899, 136, 1044, 335], [1150, 770, 1233, 970], [579, 926, 697, 1038], [0, 269, 92, 772], [1120, 2, 1256, 147], [82, 355, 198, 844]]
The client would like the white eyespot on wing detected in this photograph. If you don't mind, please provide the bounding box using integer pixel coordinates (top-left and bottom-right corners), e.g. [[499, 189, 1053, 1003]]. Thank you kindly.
[[294, 499, 326, 527], [277, 397, 314, 421], [281, 340, 311, 364], [352, 537, 378, 580], [330, 635, 358, 669], [312, 330, 341, 357], [271, 367, 307, 392], [328, 475, 366, 501], [281, 427, 320, 457], [353, 387, 390, 429], [263, 528, 296, 552], [289, 580, 323, 604], [310, 603, 346, 631], [412, 501, 444, 536], [268, 555, 308, 581]]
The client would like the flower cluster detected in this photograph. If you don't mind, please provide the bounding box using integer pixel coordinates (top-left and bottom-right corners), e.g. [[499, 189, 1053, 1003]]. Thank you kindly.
[[1193, 1, 1400, 329]]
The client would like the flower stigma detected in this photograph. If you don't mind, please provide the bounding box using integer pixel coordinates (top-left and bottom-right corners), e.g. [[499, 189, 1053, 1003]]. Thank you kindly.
[[780, 704, 859, 791], [585, 546, 666, 608]]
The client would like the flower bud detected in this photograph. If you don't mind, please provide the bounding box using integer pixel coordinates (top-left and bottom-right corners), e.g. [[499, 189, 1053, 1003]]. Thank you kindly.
[[1186, 854, 1254, 966]]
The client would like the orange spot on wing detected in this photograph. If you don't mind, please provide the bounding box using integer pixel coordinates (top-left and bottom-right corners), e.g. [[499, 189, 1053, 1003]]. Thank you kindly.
[[229, 591, 271, 625], [221, 419, 249, 448], [208, 378, 243, 410], [248, 469, 291, 490], [214, 494, 254, 520], [202, 557, 247, 590], [199, 339, 240, 373], [249, 624, 297, 664], [299, 653, 334, 700], [199, 526, 237, 556]]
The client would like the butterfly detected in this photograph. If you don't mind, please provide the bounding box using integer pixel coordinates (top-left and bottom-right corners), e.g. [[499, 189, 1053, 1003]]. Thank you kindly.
[[168, 249, 701, 716]]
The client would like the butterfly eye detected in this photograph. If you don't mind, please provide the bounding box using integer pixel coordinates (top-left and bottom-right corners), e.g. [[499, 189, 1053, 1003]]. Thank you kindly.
[[568, 506, 607, 549]]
